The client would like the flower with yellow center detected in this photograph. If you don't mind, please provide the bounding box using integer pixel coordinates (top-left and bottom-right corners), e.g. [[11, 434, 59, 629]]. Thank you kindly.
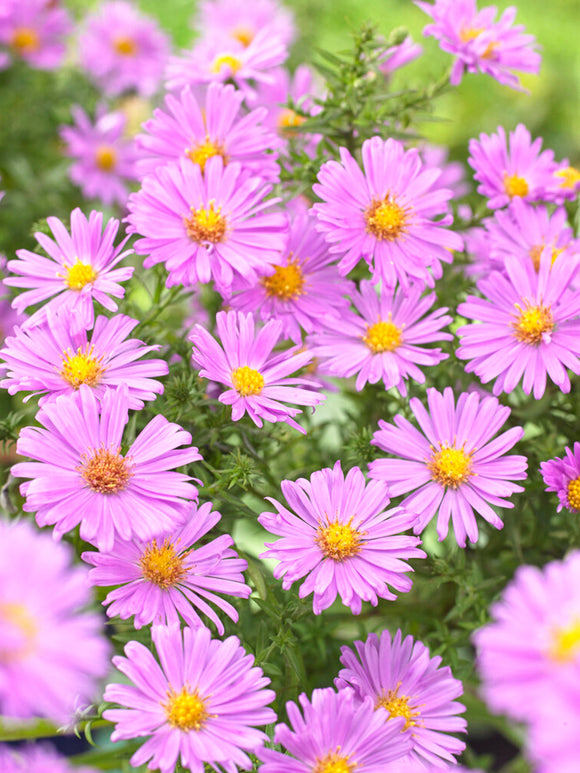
[[113, 35, 138, 56], [567, 476, 580, 511], [459, 25, 485, 43], [211, 53, 243, 75], [313, 751, 355, 773], [428, 444, 473, 489], [365, 196, 409, 241], [363, 316, 403, 353], [277, 108, 307, 136], [95, 145, 118, 172], [164, 686, 209, 731], [231, 365, 264, 396], [528, 244, 564, 272], [231, 26, 254, 47], [186, 137, 228, 174], [316, 520, 361, 561], [11, 27, 40, 53], [184, 201, 227, 244], [548, 618, 580, 663], [62, 260, 98, 291], [139, 539, 187, 589], [79, 447, 133, 494], [262, 259, 305, 300], [376, 685, 420, 731], [0, 602, 37, 664], [556, 166, 580, 190], [60, 345, 105, 388], [512, 301, 554, 344], [503, 173, 529, 199]]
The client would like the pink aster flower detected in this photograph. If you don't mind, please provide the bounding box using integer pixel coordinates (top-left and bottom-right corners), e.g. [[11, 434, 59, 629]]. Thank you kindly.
[[259, 687, 412, 772], [312, 136, 463, 289], [417, 0, 540, 90], [191, 310, 324, 432], [527, 670, 580, 773], [379, 36, 423, 77], [127, 156, 287, 293], [548, 161, 580, 203], [473, 551, 580, 723], [4, 208, 133, 329], [195, 0, 296, 48], [12, 385, 202, 551], [308, 280, 453, 395], [103, 624, 276, 773], [336, 630, 467, 767], [369, 387, 527, 547], [135, 82, 280, 183], [0, 519, 109, 723], [82, 500, 251, 634], [468, 124, 558, 209], [258, 461, 425, 614], [456, 252, 580, 399], [0, 0, 72, 71], [78, 0, 170, 97], [0, 310, 167, 409], [227, 209, 353, 344], [0, 744, 99, 773], [60, 105, 139, 208], [541, 443, 580, 513]]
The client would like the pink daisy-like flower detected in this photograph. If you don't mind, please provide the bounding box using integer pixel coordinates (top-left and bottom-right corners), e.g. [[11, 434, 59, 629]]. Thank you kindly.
[[0, 0, 72, 71], [4, 208, 133, 329], [0, 744, 99, 773], [369, 387, 527, 547], [548, 161, 580, 203], [258, 687, 412, 772], [336, 630, 467, 767], [473, 551, 580, 723], [82, 500, 251, 634], [258, 461, 425, 615], [379, 36, 423, 77], [228, 209, 353, 344], [127, 156, 287, 292], [416, 0, 540, 91], [312, 136, 463, 289], [11, 385, 202, 551], [541, 443, 580, 513], [78, 0, 170, 97], [468, 124, 558, 209], [456, 252, 580, 399], [0, 310, 167, 409], [103, 624, 276, 773], [191, 310, 324, 433], [135, 82, 280, 183], [0, 519, 110, 723], [60, 105, 139, 208], [308, 279, 453, 395], [195, 0, 296, 48]]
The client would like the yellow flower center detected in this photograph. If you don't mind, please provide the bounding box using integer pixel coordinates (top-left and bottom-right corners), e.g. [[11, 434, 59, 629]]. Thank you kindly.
[[231, 25, 254, 47], [231, 365, 264, 396], [185, 137, 228, 173], [184, 201, 227, 244], [459, 25, 485, 42], [567, 476, 580, 511], [262, 259, 305, 300], [363, 317, 403, 353], [211, 53, 243, 75], [503, 173, 529, 199], [277, 108, 307, 136], [529, 244, 564, 271], [139, 539, 187, 589], [316, 520, 361, 561], [60, 345, 105, 388], [63, 260, 98, 291], [313, 751, 355, 773], [512, 301, 554, 344], [95, 145, 118, 172], [365, 196, 409, 241], [376, 686, 420, 731], [428, 444, 473, 488], [11, 27, 40, 53], [113, 36, 138, 56], [164, 687, 209, 731], [549, 619, 580, 663], [79, 447, 133, 494], [556, 166, 580, 190], [0, 602, 37, 664]]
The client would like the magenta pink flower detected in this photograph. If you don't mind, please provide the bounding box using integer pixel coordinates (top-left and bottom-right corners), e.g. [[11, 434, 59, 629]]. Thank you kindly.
[[127, 156, 287, 293], [78, 0, 170, 97], [0, 519, 109, 722], [468, 124, 558, 209], [336, 630, 467, 767], [473, 551, 580, 723], [527, 670, 580, 773], [0, 744, 99, 773], [308, 280, 453, 395], [541, 443, 580, 513], [259, 687, 412, 772], [369, 387, 527, 547], [12, 385, 202, 551], [259, 461, 425, 614], [4, 208, 133, 329], [195, 0, 296, 48], [103, 624, 276, 773], [0, 310, 167, 409], [0, 0, 72, 71], [313, 136, 462, 289], [60, 105, 139, 208], [191, 310, 324, 433], [83, 500, 251, 634], [456, 252, 580, 399], [417, 0, 540, 90]]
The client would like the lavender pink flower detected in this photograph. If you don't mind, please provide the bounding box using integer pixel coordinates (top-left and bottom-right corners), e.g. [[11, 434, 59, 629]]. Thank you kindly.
[[0, 744, 99, 773], [103, 624, 276, 773], [369, 387, 527, 547], [541, 443, 580, 513], [0, 0, 72, 71], [379, 36, 423, 77], [12, 385, 202, 551], [313, 136, 462, 289], [195, 0, 296, 48]]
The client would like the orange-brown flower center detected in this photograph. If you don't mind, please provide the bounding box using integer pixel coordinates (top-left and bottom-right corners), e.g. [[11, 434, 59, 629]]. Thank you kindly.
[[11, 27, 40, 53], [139, 539, 187, 589], [365, 196, 409, 241], [95, 145, 118, 172], [316, 520, 361, 561], [79, 447, 133, 494], [262, 259, 305, 300], [113, 36, 138, 56], [512, 301, 554, 344], [184, 201, 227, 244]]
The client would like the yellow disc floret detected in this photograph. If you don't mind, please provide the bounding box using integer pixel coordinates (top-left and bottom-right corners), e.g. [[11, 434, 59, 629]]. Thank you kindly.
[[231, 365, 265, 396], [139, 539, 186, 589], [95, 145, 118, 172], [231, 26, 254, 47], [313, 751, 355, 773], [376, 686, 420, 731], [512, 301, 554, 344], [428, 444, 473, 488], [365, 196, 409, 241], [113, 36, 138, 56], [549, 618, 580, 663], [262, 259, 305, 300], [556, 166, 580, 190], [567, 476, 580, 511], [80, 447, 133, 494], [164, 687, 209, 731], [60, 345, 105, 388], [211, 54, 243, 75], [316, 520, 361, 561], [11, 27, 40, 53], [503, 173, 529, 199], [0, 602, 37, 664], [63, 260, 98, 291], [363, 316, 403, 353], [184, 201, 227, 244], [186, 137, 228, 173]]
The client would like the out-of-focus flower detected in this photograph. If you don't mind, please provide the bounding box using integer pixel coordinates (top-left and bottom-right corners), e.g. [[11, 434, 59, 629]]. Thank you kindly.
[[379, 36, 423, 77], [541, 443, 580, 513], [0, 743, 99, 773], [0, 0, 72, 71], [548, 161, 580, 203], [78, 0, 169, 96], [103, 624, 276, 773], [0, 519, 109, 722], [60, 105, 139, 208], [195, 0, 296, 47], [419, 144, 470, 198], [369, 387, 527, 547]]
